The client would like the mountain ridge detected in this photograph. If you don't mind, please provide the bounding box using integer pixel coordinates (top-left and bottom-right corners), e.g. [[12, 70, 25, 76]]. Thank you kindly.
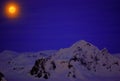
[[0, 40, 120, 81]]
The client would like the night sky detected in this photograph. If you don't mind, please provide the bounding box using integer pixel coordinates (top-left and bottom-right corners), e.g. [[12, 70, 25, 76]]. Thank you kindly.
[[0, 0, 120, 53]]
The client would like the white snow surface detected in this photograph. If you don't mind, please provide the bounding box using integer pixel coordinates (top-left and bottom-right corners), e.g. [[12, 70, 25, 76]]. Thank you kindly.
[[0, 40, 120, 81]]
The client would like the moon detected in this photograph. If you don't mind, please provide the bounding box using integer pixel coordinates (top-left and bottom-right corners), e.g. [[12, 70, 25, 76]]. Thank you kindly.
[[9, 6, 16, 14], [4, 2, 20, 18]]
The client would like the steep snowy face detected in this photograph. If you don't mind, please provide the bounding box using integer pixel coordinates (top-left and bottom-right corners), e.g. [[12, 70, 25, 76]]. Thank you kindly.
[[51, 40, 120, 76], [68, 48, 120, 76], [54, 40, 100, 60], [30, 40, 120, 80]]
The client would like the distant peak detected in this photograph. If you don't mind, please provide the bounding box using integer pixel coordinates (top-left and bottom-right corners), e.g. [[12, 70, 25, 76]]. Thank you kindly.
[[1, 50, 18, 54], [76, 40, 88, 44], [2, 50, 14, 53], [101, 48, 109, 54], [71, 40, 90, 47]]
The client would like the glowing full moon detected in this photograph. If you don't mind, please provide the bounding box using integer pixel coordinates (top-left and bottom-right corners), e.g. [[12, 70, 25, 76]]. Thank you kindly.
[[9, 6, 16, 14], [4, 2, 20, 18]]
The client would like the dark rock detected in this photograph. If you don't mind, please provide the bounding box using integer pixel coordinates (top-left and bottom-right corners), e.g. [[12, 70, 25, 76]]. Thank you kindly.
[[77, 47, 82, 51], [37, 71, 42, 78], [86, 43, 91, 46], [73, 74, 76, 78], [103, 64, 106, 66], [94, 56, 100, 62], [0, 72, 4, 81], [87, 67, 91, 71], [67, 72, 71, 77], [51, 61, 56, 70], [114, 61, 119, 66], [106, 66, 111, 70], [43, 72, 50, 79], [80, 58, 87, 67], [30, 57, 51, 79], [68, 64, 73, 69], [30, 66, 39, 75]]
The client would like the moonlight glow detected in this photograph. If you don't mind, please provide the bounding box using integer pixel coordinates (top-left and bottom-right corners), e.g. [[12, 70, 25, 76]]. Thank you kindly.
[[9, 6, 16, 14], [4, 2, 20, 18]]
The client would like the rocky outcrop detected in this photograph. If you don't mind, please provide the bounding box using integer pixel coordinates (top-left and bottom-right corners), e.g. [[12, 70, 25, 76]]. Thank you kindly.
[[0, 72, 4, 81], [30, 57, 56, 79], [0, 72, 7, 81]]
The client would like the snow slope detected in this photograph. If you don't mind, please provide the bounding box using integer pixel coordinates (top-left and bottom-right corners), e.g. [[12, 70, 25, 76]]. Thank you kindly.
[[0, 40, 120, 81]]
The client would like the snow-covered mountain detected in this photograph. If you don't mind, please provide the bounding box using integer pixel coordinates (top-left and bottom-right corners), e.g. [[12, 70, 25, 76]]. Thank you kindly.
[[0, 40, 120, 81], [53, 40, 120, 76]]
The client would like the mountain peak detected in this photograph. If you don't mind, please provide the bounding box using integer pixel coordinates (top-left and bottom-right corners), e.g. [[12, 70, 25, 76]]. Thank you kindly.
[[0, 50, 18, 55], [70, 40, 97, 51], [101, 48, 109, 53], [71, 40, 91, 48], [72, 40, 88, 45], [54, 40, 100, 60]]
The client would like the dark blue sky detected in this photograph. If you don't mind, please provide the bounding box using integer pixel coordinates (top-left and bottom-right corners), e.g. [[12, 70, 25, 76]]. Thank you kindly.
[[0, 0, 120, 53]]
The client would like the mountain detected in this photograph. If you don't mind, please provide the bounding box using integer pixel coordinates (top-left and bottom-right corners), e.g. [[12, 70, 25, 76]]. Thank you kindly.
[[0, 40, 120, 81], [0, 72, 7, 81], [30, 40, 120, 81], [54, 40, 120, 76]]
